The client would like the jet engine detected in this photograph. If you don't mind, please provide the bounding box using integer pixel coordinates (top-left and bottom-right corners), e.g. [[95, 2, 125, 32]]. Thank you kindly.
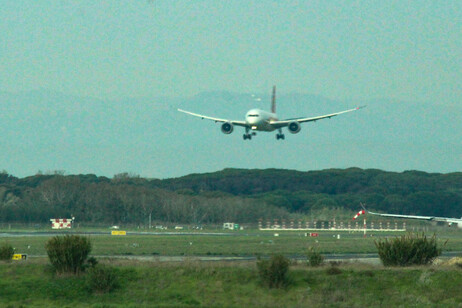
[[221, 122, 234, 134], [448, 222, 462, 229], [288, 121, 301, 134]]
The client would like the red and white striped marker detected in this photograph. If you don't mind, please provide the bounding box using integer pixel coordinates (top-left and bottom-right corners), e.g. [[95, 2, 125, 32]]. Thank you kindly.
[[352, 210, 365, 220]]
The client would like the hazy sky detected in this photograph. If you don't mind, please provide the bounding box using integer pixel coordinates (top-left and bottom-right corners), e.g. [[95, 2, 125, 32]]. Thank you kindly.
[[1, 1, 460, 104], [0, 1, 461, 178]]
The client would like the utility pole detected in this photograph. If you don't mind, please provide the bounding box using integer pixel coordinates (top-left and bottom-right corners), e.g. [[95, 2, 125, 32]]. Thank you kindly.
[[364, 216, 367, 238]]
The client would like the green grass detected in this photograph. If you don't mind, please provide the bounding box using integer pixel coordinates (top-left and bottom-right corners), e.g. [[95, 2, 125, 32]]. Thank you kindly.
[[1, 260, 462, 307], [2, 229, 461, 257]]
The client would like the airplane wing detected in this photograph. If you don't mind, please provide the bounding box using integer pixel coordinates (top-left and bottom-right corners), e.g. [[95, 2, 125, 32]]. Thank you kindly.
[[367, 210, 462, 224], [270, 106, 366, 128], [367, 211, 435, 221], [177, 109, 247, 127]]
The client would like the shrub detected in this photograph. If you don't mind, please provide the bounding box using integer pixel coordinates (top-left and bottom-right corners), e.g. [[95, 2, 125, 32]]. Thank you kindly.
[[257, 254, 291, 288], [45, 235, 92, 274], [86, 264, 120, 294], [0, 242, 14, 262], [306, 246, 324, 267], [375, 233, 443, 266]]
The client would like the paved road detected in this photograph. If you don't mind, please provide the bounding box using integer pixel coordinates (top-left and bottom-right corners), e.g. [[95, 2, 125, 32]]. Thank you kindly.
[[21, 251, 461, 266], [0, 231, 233, 237]]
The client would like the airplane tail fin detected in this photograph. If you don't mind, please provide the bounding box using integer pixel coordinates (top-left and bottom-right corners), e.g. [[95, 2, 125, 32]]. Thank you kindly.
[[271, 85, 276, 113]]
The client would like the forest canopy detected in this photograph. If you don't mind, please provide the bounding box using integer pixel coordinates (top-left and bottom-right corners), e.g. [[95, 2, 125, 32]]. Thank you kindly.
[[0, 168, 461, 225]]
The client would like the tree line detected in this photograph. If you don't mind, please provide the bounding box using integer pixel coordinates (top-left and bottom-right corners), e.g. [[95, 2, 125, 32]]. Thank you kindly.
[[0, 168, 461, 225]]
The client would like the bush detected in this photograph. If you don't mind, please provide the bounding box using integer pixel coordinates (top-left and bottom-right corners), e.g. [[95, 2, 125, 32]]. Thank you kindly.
[[257, 254, 291, 288], [375, 233, 443, 266], [45, 235, 92, 274], [306, 246, 324, 267], [86, 264, 119, 294], [0, 242, 14, 262]]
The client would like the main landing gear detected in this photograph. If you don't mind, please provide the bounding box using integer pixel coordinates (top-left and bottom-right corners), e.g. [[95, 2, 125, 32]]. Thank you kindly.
[[276, 129, 285, 140], [243, 128, 256, 140]]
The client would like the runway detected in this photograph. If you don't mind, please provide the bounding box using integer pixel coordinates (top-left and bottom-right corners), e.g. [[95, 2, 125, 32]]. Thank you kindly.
[[2, 230, 460, 266]]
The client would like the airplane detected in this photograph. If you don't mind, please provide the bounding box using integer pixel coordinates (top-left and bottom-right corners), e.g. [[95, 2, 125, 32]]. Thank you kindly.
[[178, 86, 365, 140], [364, 206, 462, 229]]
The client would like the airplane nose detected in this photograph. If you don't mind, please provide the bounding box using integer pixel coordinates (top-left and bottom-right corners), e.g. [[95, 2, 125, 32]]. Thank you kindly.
[[249, 118, 260, 126]]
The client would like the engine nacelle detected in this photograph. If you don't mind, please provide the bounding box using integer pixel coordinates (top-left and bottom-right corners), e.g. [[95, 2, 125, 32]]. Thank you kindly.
[[448, 222, 462, 229], [221, 122, 234, 134], [288, 121, 301, 134]]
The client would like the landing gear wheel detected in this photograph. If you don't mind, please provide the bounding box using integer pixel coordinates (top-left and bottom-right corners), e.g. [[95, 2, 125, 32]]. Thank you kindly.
[[243, 134, 252, 140], [276, 134, 285, 140]]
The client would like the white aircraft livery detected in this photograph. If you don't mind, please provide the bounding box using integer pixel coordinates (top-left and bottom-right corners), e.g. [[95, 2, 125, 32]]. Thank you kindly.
[[367, 210, 462, 229], [178, 86, 365, 140]]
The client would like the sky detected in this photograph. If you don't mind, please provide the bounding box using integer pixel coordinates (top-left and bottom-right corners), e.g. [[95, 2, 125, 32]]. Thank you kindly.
[[1, 1, 460, 103], [0, 1, 461, 178]]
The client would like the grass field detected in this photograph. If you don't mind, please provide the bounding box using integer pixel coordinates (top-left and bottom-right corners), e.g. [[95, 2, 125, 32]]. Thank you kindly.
[[1, 227, 462, 307], [1, 259, 462, 307], [1, 228, 461, 257]]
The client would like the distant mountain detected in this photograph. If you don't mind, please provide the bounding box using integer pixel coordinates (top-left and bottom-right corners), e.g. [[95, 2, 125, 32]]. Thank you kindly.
[[0, 89, 460, 178]]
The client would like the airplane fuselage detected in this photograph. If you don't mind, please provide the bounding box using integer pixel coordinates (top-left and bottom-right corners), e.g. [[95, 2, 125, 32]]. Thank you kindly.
[[177, 86, 364, 140], [245, 108, 278, 132]]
